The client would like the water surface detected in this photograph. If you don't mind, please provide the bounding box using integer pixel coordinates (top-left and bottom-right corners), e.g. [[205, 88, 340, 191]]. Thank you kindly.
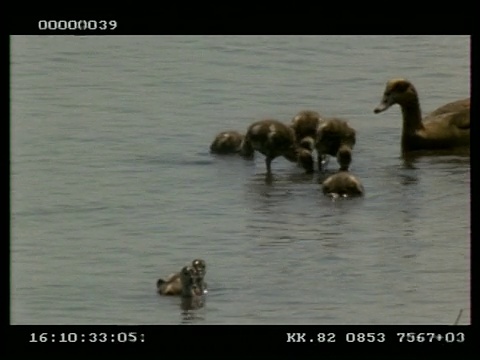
[[11, 35, 470, 324]]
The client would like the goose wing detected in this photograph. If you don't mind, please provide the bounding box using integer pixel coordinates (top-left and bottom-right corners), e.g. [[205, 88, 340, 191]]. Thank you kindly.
[[425, 98, 470, 130], [447, 108, 470, 130], [427, 98, 469, 117]]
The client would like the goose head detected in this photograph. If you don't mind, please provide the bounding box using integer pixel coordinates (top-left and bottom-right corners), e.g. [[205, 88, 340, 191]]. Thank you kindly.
[[374, 78, 418, 113]]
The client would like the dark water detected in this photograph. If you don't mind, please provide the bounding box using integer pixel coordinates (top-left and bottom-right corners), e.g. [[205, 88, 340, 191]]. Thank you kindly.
[[11, 35, 470, 324]]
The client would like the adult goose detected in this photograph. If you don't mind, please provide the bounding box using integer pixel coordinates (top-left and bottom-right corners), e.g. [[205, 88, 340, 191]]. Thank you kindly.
[[241, 119, 314, 174], [374, 78, 470, 152]]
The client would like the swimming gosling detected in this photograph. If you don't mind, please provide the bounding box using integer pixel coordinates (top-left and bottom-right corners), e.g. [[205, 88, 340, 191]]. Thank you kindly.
[[315, 117, 356, 171], [210, 131, 245, 154], [322, 145, 364, 197], [157, 265, 202, 297], [180, 270, 205, 310], [290, 110, 324, 140], [374, 78, 470, 152], [191, 258, 207, 294], [157, 259, 207, 295]]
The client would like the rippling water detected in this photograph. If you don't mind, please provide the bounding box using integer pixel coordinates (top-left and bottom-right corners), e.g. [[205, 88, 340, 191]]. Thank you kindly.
[[11, 35, 470, 324]]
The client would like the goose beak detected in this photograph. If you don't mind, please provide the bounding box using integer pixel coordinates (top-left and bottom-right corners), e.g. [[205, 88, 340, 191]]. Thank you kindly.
[[374, 96, 393, 114], [374, 102, 389, 113]]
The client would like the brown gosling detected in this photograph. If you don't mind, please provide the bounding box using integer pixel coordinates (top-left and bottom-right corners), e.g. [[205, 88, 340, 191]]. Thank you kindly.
[[315, 117, 356, 171], [179, 266, 203, 297], [322, 145, 364, 198], [241, 119, 314, 174], [157, 259, 207, 296], [210, 131, 245, 154], [157, 265, 202, 297], [290, 110, 324, 140], [191, 258, 207, 294]]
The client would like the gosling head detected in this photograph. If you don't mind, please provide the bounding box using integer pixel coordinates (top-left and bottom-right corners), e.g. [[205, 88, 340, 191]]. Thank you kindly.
[[337, 145, 353, 171]]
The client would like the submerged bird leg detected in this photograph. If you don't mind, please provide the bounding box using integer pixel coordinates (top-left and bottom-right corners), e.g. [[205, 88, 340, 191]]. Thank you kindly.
[[266, 157, 272, 174], [318, 153, 329, 172]]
